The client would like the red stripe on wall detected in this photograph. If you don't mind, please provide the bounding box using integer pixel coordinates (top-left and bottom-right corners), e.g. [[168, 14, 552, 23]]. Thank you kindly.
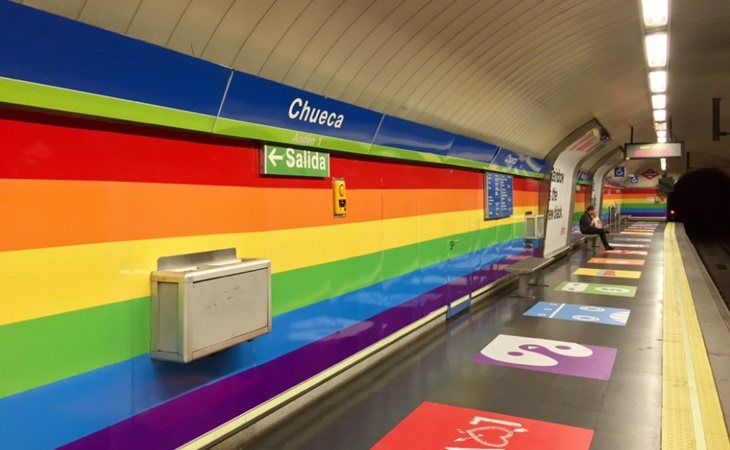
[[1, 109, 489, 190]]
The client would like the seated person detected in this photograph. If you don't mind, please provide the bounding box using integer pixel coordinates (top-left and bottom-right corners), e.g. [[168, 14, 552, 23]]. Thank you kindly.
[[579, 206, 613, 250]]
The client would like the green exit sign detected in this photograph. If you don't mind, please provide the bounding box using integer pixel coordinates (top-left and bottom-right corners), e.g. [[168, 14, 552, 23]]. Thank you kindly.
[[261, 144, 330, 177]]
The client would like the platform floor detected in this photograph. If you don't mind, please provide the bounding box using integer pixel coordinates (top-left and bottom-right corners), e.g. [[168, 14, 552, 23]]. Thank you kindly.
[[241, 223, 730, 450]]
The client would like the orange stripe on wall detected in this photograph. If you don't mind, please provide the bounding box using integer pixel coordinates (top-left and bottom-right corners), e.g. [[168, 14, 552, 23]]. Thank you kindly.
[[0, 179, 538, 251]]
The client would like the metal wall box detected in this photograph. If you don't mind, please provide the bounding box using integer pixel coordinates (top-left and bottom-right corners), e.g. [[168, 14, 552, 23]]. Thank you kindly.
[[150, 249, 271, 363], [524, 215, 546, 239]]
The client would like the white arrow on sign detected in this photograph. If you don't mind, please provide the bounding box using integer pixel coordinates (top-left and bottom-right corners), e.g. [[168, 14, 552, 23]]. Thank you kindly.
[[268, 148, 284, 166]]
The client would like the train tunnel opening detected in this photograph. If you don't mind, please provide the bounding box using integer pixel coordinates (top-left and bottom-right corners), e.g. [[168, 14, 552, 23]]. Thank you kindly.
[[667, 168, 730, 239], [669, 167, 730, 304]]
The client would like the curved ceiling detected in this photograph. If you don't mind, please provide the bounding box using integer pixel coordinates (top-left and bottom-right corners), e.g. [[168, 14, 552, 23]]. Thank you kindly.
[[14, 0, 730, 171]]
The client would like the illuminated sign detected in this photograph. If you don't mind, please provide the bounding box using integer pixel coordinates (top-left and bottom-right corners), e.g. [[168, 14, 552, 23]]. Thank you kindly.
[[624, 142, 683, 159]]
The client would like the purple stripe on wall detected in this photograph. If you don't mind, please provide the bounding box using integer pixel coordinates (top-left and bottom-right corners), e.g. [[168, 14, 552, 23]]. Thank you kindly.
[[61, 266, 516, 450]]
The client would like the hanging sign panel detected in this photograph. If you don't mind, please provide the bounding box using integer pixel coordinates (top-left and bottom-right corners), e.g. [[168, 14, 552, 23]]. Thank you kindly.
[[484, 172, 513, 219], [625, 142, 683, 159]]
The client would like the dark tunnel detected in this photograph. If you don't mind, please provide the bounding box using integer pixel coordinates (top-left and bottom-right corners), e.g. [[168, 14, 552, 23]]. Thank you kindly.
[[668, 168, 730, 240]]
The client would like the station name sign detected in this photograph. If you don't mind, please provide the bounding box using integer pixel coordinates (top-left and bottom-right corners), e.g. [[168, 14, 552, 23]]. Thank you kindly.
[[261, 144, 330, 177], [625, 142, 683, 159]]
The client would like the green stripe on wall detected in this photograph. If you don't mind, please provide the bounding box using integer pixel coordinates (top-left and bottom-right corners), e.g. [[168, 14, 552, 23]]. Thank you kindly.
[[0, 77, 545, 179], [0, 77, 217, 133], [0, 223, 521, 399], [0, 297, 149, 399], [212, 117, 373, 156], [273, 223, 515, 315]]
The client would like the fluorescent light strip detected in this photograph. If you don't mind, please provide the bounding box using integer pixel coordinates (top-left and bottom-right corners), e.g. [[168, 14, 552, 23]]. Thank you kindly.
[[657, 130, 667, 139], [661, 158, 667, 171], [658, 136, 667, 143], [654, 109, 667, 121], [642, 0, 668, 27], [655, 122, 667, 131], [650, 71, 667, 93], [646, 33, 668, 67], [652, 94, 667, 109]]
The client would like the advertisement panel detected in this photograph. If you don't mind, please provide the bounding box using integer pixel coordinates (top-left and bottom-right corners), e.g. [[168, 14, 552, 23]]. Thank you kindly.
[[543, 129, 605, 257]]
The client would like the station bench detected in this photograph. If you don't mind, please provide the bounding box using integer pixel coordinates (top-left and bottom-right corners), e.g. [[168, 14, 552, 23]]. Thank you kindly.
[[505, 256, 553, 297], [584, 235, 599, 248]]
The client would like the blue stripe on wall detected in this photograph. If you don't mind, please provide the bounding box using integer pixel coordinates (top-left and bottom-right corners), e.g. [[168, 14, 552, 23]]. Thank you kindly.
[[373, 115, 454, 155], [0, 239, 526, 449], [0, 1, 230, 115], [0, 3, 550, 176]]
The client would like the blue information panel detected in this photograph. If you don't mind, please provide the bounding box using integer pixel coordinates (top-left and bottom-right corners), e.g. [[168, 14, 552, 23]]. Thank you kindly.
[[524, 301, 630, 326], [485, 172, 513, 219]]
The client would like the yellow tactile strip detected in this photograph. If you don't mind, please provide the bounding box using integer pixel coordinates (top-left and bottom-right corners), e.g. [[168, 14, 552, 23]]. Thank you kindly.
[[662, 222, 730, 450]]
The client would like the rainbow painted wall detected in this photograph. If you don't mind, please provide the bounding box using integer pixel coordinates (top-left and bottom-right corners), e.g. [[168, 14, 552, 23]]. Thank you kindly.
[[600, 188, 666, 220], [0, 108, 541, 448], [0, 5, 552, 448], [621, 188, 667, 218]]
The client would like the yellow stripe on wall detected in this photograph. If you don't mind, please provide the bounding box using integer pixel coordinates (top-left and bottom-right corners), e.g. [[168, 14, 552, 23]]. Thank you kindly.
[[0, 207, 531, 326]]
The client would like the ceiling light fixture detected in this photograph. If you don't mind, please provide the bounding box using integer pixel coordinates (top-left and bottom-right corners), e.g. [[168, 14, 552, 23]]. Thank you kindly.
[[660, 158, 667, 171], [645, 33, 668, 67], [658, 136, 667, 143], [655, 122, 667, 131], [652, 94, 667, 109], [641, 0, 668, 27], [649, 71, 667, 93], [654, 109, 667, 121], [657, 130, 667, 139]]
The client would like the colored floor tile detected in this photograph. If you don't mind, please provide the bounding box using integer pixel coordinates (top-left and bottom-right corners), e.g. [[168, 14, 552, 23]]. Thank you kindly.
[[472, 334, 617, 380], [372, 402, 593, 450], [524, 301, 630, 326], [555, 281, 637, 297], [572, 267, 642, 279], [599, 249, 648, 256], [588, 257, 645, 266], [610, 243, 650, 248]]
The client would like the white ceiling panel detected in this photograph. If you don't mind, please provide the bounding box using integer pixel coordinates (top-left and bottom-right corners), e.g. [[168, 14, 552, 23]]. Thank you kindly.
[[20, 0, 86, 18], [125, 0, 192, 47], [199, 0, 277, 67], [76, 0, 142, 35], [165, 0, 235, 58], [13, 0, 730, 169]]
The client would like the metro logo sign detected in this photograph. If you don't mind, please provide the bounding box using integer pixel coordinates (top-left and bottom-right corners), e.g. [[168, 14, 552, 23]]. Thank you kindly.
[[373, 402, 593, 449]]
